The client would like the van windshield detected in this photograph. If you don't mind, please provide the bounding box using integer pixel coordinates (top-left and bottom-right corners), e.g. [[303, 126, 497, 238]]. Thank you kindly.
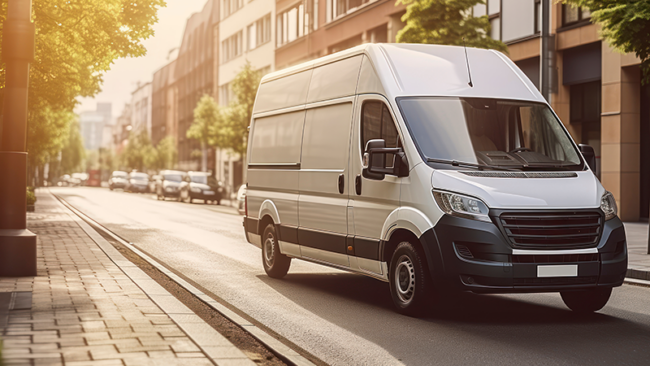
[[397, 97, 583, 171]]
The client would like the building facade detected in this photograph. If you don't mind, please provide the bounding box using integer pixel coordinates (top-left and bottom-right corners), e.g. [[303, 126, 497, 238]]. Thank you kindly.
[[79, 103, 112, 151], [151, 60, 178, 147], [216, 0, 276, 195], [130, 82, 153, 136], [175, 0, 219, 171], [274, 0, 406, 69], [112, 103, 132, 156]]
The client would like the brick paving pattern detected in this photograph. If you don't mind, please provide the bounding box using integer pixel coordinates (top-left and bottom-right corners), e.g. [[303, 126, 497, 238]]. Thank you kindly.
[[0, 192, 213, 365]]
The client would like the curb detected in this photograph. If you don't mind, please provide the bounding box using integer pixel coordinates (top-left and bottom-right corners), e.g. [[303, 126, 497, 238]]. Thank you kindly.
[[54, 193, 316, 366], [626, 269, 650, 281]]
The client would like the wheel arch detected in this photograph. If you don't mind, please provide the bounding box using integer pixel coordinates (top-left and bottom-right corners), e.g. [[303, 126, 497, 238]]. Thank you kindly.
[[257, 200, 280, 233]]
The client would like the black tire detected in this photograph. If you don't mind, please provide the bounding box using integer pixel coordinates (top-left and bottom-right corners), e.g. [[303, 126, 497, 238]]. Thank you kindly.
[[389, 241, 433, 317], [262, 224, 291, 278], [204, 200, 209, 204], [109, 187, 113, 191], [561, 287, 612, 313]]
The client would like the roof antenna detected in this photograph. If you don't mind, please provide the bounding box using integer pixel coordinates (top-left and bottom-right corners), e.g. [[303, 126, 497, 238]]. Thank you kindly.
[[462, 38, 474, 88]]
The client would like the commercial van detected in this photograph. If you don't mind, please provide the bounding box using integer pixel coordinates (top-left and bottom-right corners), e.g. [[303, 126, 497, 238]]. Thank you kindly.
[[243, 44, 627, 316]]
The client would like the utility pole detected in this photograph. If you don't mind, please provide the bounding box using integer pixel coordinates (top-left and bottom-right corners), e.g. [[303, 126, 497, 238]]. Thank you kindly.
[[0, 0, 37, 276], [540, 0, 552, 101]]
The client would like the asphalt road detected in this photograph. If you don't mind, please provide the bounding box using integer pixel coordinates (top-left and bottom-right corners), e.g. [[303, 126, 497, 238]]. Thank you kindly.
[[52, 187, 650, 366]]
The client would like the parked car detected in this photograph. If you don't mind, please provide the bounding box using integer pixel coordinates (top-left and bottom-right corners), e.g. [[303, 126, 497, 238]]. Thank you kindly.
[[87, 170, 101, 187], [108, 171, 129, 190], [236, 185, 247, 215], [179, 172, 223, 204], [242, 44, 627, 316], [126, 172, 150, 193], [57, 174, 71, 187], [156, 170, 185, 200]]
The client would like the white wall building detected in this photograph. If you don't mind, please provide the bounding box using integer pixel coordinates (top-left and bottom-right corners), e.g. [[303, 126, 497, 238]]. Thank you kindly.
[[217, 0, 275, 197], [130, 82, 153, 137]]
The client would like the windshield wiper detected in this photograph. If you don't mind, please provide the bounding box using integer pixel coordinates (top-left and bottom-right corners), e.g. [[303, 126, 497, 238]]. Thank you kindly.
[[426, 158, 519, 171]]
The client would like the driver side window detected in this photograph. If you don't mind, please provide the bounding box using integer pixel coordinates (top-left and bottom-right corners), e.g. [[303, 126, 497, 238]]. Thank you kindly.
[[361, 101, 401, 169]]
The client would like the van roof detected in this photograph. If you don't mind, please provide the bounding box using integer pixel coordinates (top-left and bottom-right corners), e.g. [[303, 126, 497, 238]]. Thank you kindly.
[[261, 43, 544, 104]]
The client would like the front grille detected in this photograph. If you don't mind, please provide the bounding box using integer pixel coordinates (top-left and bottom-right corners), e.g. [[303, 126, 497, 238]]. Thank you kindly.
[[512, 253, 599, 264], [514, 276, 597, 287], [498, 211, 603, 250]]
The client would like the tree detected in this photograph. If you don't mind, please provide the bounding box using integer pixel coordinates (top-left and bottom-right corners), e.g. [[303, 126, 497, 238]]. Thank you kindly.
[[396, 0, 508, 53], [60, 120, 85, 175], [152, 136, 177, 171], [121, 131, 156, 172], [188, 95, 222, 172], [0, 0, 166, 175], [218, 61, 262, 157], [564, 0, 650, 85]]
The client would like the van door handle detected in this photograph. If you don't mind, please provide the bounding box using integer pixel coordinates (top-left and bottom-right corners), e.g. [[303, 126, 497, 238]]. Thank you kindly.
[[355, 175, 362, 195], [338, 174, 345, 194]]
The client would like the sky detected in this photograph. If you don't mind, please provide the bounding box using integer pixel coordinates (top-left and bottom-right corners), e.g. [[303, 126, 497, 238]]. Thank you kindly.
[[75, 0, 209, 119]]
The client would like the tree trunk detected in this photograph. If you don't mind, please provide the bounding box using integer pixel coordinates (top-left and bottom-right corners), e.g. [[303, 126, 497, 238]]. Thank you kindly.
[[201, 142, 207, 172]]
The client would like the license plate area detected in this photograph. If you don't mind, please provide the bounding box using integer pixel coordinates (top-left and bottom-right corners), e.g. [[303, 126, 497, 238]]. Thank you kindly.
[[537, 265, 578, 278]]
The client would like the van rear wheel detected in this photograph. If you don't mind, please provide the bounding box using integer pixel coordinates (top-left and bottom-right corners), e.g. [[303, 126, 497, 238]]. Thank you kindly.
[[262, 224, 291, 278], [389, 241, 432, 317], [561, 287, 612, 313]]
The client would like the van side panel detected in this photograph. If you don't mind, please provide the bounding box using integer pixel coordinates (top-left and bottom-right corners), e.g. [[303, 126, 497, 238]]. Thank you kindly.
[[298, 100, 355, 267], [247, 110, 306, 232], [306, 56, 363, 104], [253, 69, 313, 114]]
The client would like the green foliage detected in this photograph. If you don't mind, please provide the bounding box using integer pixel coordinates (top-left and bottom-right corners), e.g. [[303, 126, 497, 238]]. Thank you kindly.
[[188, 94, 223, 146], [397, 0, 508, 53], [564, 0, 650, 84], [26, 188, 36, 206], [121, 130, 156, 172], [217, 61, 262, 157], [152, 136, 177, 171], [0, 0, 166, 169], [60, 120, 85, 175]]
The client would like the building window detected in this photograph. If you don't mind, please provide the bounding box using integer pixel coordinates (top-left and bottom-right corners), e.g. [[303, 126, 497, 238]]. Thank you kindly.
[[534, 0, 541, 34], [562, 4, 591, 26], [277, 1, 318, 47], [219, 83, 233, 106], [223, 0, 244, 19], [248, 14, 272, 51], [222, 31, 243, 63]]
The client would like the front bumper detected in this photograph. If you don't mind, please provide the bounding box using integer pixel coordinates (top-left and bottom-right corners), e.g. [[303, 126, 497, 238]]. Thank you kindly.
[[423, 214, 627, 293], [129, 185, 149, 192], [189, 191, 222, 200]]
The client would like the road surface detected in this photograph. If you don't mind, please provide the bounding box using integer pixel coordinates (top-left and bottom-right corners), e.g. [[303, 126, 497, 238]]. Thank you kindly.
[[52, 187, 650, 366]]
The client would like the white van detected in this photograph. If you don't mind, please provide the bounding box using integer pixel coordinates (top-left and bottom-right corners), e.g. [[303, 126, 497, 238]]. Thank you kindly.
[[243, 44, 627, 316]]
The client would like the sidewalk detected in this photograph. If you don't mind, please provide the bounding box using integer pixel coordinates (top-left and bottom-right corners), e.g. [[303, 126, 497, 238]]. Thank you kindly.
[[0, 191, 251, 365], [623, 222, 650, 280]]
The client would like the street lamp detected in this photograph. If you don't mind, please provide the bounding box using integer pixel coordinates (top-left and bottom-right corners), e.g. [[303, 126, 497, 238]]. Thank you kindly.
[[0, 0, 37, 276]]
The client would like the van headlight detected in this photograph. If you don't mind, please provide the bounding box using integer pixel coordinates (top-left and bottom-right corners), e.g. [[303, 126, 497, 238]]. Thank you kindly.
[[601, 191, 617, 221], [433, 190, 491, 222]]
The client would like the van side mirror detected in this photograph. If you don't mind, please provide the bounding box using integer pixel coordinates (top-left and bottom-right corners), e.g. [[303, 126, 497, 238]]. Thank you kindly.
[[363, 139, 409, 180], [579, 144, 597, 172]]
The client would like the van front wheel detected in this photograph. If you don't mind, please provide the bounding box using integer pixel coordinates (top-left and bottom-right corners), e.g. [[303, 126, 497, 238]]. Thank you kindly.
[[389, 241, 431, 317], [262, 224, 291, 278], [560, 287, 612, 313]]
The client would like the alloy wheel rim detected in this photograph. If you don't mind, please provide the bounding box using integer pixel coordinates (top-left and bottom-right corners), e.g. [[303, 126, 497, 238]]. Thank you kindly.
[[395, 255, 415, 304], [264, 233, 275, 267]]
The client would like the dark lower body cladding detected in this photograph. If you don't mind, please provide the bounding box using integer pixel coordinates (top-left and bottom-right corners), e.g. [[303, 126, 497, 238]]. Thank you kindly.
[[424, 215, 627, 293]]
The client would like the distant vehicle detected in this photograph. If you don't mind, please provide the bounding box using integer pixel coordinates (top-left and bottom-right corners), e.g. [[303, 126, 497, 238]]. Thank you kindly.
[[71, 172, 88, 186], [243, 44, 627, 315], [57, 174, 71, 187], [87, 170, 101, 187], [179, 171, 223, 204], [155, 170, 185, 200], [108, 171, 129, 191], [236, 185, 247, 215], [126, 172, 150, 193], [149, 175, 160, 194]]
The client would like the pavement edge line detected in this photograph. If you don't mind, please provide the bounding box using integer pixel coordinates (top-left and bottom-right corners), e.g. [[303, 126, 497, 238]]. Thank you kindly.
[[49, 191, 256, 366], [52, 191, 317, 366]]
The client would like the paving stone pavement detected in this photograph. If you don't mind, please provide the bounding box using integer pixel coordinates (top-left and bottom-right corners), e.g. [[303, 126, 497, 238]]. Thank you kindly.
[[0, 192, 217, 366]]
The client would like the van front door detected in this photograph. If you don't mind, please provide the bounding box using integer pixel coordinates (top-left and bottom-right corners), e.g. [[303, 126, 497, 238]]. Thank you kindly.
[[349, 95, 403, 275], [297, 98, 355, 267]]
